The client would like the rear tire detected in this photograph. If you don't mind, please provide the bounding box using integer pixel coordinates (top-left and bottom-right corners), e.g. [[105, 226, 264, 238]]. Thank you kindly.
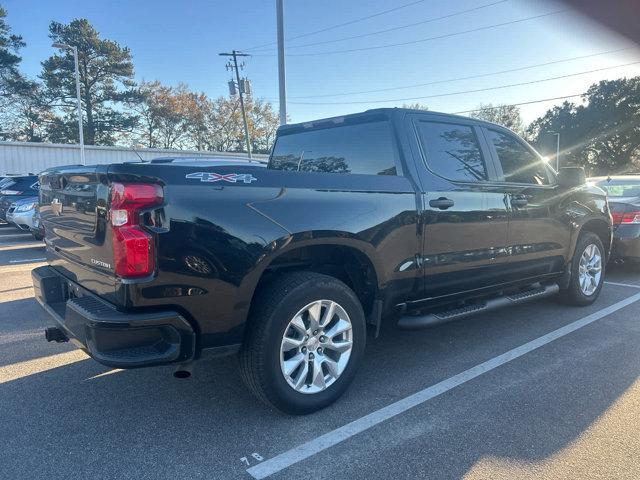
[[561, 232, 605, 306], [240, 272, 366, 415]]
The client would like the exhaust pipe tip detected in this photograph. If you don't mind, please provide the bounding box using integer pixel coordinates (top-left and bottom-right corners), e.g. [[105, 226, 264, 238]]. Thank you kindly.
[[173, 363, 193, 379]]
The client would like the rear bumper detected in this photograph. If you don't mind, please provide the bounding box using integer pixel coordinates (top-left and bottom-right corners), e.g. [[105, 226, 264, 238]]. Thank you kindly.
[[32, 265, 196, 368], [611, 225, 640, 261]]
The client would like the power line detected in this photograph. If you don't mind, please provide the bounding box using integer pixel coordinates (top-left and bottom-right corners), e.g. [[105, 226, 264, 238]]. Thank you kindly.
[[243, 0, 431, 52], [285, 61, 640, 105], [451, 93, 586, 114], [266, 93, 589, 123], [288, 48, 629, 99], [251, 0, 509, 52], [251, 10, 568, 57]]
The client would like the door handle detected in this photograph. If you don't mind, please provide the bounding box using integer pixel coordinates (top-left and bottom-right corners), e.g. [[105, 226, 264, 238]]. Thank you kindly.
[[511, 195, 528, 207], [429, 197, 455, 210]]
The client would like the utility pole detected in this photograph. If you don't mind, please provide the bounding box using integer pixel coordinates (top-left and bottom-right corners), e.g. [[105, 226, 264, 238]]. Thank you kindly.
[[276, 0, 287, 125], [219, 50, 252, 158]]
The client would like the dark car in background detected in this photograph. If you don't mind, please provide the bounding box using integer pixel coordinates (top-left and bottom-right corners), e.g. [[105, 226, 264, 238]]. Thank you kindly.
[[591, 175, 640, 266], [0, 175, 39, 222]]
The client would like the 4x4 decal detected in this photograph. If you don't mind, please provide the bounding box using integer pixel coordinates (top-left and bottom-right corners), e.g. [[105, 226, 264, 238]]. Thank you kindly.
[[185, 172, 257, 184]]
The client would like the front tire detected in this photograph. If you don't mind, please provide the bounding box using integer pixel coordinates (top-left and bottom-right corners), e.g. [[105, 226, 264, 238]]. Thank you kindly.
[[561, 232, 605, 306], [240, 272, 366, 414]]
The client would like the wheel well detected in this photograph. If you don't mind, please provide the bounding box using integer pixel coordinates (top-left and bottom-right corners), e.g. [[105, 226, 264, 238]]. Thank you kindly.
[[254, 245, 378, 316], [581, 219, 611, 259]]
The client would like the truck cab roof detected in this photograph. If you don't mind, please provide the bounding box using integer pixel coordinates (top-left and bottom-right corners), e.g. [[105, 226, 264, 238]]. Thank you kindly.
[[277, 107, 503, 135]]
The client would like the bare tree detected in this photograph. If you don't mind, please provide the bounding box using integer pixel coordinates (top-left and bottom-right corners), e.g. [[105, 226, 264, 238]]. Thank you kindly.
[[469, 103, 524, 134]]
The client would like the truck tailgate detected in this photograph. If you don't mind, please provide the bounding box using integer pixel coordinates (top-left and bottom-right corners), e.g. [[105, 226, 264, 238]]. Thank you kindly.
[[39, 166, 118, 298]]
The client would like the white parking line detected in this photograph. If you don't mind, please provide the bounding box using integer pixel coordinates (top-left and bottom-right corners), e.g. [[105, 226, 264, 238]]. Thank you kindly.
[[0, 244, 45, 252], [605, 281, 640, 289], [0, 350, 88, 384], [1, 263, 46, 273], [247, 292, 640, 479], [8, 258, 46, 264], [0, 233, 33, 239]]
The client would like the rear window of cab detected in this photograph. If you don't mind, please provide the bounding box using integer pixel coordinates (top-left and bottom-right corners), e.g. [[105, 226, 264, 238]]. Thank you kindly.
[[269, 120, 397, 176]]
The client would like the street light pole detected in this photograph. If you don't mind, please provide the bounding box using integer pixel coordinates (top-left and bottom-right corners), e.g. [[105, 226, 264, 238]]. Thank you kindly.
[[556, 132, 560, 172], [548, 131, 560, 170], [71, 46, 85, 166], [276, 0, 287, 125], [53, 43, 85, 166]]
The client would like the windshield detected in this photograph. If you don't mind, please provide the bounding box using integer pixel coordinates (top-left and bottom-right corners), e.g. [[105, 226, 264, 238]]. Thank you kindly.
[[595, 179, 640, 197]]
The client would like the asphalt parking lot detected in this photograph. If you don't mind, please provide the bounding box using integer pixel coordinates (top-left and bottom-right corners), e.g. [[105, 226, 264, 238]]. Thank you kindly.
[[1, 225, 639, 480]]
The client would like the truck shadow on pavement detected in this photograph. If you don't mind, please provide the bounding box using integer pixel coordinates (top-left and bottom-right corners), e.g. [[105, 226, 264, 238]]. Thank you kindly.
[[0, 287, 639, 478]]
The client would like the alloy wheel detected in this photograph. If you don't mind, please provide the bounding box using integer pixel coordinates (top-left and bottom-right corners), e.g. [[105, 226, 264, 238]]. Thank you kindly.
[[279, 300, 353, 394], [578, 243, 602, 296]]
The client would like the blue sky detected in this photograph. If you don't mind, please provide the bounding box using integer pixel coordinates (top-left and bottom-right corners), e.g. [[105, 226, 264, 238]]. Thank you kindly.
[[4, 0, 640, 124]]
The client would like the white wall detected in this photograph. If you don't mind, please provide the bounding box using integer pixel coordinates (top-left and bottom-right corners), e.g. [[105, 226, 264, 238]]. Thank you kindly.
[[0, 141, 266, 175]]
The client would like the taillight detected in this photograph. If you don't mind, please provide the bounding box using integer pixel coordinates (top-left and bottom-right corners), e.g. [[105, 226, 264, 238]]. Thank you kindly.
[[612, 210, 640, 225], [110, 183, 163, 278]]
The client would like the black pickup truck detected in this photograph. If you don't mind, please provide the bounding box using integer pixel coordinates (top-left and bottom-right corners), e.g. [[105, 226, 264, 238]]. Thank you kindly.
[[33, 108, 612, 414]]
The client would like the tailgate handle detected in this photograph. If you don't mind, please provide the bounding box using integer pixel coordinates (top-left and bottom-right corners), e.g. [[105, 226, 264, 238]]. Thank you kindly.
[[429, 197, 455, 210]]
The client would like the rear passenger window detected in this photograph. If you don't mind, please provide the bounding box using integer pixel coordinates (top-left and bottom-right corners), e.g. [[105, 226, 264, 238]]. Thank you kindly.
[[416, 121, 488, 182], [269, 120, 397, 175], [486, 129, 550, 185]]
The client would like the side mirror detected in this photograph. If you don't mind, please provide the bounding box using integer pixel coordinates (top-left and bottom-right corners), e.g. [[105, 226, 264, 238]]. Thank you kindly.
[[557, 166, 586, 188]]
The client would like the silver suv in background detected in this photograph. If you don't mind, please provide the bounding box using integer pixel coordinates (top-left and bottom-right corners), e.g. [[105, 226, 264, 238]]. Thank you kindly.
[[6, 196, 39, 233]]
